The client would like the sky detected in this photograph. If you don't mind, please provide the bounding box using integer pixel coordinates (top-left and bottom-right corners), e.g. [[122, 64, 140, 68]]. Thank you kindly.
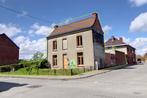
[[0, 0, 147, 59]]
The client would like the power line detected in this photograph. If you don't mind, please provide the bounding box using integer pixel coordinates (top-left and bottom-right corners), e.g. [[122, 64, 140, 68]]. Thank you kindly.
[[0, 4, 51, 24], [0, 3, 96, 30]]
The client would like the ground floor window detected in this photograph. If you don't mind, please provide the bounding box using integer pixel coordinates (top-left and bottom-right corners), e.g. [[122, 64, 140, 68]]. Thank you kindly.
[[52, 55, 57, 66], [77, 52, 84, 65]]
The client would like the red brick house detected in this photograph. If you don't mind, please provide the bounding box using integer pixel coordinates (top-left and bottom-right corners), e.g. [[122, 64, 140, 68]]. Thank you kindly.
[[105, 51, 126, 67], [105, 36, 136, 65], [0, 33, 19, 65]]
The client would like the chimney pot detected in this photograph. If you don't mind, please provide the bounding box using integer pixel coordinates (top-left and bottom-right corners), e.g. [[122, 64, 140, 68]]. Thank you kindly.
[[92, 12, 98, 17], [54, 25, 59, 29], [119, 37, 123, 42]]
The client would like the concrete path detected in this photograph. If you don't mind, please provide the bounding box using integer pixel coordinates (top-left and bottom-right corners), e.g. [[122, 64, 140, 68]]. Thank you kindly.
[[0, 63, 147, 98], [0, 64, 127, 80]]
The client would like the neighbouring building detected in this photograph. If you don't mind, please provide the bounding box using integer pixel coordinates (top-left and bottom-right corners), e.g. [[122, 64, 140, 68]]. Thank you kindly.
[[105, 36, 136, 65], [144, 53, 147, 63], [0, 33, 19, 65], [105, 51, 126, 67], [47, 13, 105, 69]]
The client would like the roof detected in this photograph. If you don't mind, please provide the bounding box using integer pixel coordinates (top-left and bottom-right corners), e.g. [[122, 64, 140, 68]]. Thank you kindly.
[[105, 36, 126, 46], [48, 13, 102, 38], [0, 33, 19, 49], [105, 36, 135, 50]]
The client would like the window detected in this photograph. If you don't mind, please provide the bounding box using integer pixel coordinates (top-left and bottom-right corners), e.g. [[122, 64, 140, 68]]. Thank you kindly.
[[62, 38, 67, 50], [76, 35, 83, 47], [77, 52, 84, 65], [63, 54, 68, 69], [53, 40, 57, 51], [52, 55, 57, 66]]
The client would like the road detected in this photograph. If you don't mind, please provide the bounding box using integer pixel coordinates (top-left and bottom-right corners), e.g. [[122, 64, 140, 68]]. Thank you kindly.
[[0, 63, 147, 98]]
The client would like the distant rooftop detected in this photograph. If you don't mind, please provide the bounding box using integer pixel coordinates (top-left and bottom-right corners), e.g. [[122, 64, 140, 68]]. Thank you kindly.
[[105, 36, 126, 46], [105, 36, 135, 49]]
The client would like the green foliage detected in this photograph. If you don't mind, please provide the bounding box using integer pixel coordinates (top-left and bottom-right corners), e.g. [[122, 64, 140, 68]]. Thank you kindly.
[[39, 59, 50, 68], [0, 67, 89, 76], [32, 51, 44, 60], [0, 59, 90, 76]]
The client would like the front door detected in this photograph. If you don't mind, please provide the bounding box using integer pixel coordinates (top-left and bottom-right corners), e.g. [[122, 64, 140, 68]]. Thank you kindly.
[[63, 54, 68, 69]]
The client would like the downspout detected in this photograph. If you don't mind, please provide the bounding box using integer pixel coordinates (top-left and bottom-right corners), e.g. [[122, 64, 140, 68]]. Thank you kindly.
[[46, 37, 48, 61]]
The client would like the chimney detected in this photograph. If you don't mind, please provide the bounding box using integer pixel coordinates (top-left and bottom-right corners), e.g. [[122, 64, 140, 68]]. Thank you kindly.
[[111, 36, 115, 41], [92, 12, 98, 18], [54, 25, 59, 29], [119, 37, 123, 42]]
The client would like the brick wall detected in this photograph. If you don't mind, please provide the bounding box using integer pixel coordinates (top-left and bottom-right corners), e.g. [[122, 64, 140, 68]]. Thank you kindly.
[[127, 47, 136, 65], [115, 51, 126, 65], [105, 51, 126, 67], [105, 53, 115, 67], [0, 35, 19, 65]]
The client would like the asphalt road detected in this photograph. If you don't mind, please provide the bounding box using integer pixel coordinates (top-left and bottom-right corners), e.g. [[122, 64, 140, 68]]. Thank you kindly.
[[0, 63, 147, 98]]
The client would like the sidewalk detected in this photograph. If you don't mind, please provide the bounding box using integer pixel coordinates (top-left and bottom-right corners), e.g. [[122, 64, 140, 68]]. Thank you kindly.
[[0, 64, 128, 80]]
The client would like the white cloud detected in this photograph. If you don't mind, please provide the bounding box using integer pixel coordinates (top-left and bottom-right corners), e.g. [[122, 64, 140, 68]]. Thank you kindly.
[[130, 0, 147, 7], [14, 36, 46, 59], [29, 23, 54, 36], [14, 18, 73, 59], [122, 37, 131, 43], [102, 25, 112, 33], [123, 37, 147, 55], [28, 18, 72, 36], [0, 23, 21, 37], [129, 12, 147, 33], [17, 11, 28, 17]]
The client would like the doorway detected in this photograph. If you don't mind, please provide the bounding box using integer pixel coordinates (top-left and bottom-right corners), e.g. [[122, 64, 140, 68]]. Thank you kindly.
[[63, 54, 68, 69]]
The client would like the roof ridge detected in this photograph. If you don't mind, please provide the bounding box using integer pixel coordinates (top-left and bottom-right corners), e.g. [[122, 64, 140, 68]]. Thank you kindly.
[[0, 33, 19, 49], [48, 13, 99, 38], [57, 16, 95, 28]]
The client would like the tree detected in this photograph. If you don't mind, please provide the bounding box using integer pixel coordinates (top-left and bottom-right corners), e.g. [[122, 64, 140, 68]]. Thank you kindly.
[[32, 52, 44, 60], [144, 53, 147, 58]]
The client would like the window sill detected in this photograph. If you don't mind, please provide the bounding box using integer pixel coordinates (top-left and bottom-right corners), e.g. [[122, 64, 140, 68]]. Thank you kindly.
[[52, 66, 59, 68], [62, 49, 67, 50], [77, 46, 83, 48], [77, 65, 84, 67], [53, 50, 57, 52]]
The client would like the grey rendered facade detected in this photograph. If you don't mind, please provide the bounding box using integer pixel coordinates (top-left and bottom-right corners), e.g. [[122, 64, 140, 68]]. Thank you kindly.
[[47, 13, 104, 69]]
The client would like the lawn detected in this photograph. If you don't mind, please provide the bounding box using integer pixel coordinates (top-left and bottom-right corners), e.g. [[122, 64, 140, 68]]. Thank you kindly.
[[0, 67, 90, 76]]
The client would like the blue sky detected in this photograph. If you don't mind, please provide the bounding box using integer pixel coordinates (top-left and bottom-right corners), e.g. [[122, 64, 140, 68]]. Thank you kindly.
[[0, 0, 147, 59]]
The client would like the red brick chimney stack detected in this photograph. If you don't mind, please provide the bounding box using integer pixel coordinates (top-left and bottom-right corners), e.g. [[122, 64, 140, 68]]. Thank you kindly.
[[119, 37, 123, 42], [54, 25, 59, 29], [92, 12, 98, 18]]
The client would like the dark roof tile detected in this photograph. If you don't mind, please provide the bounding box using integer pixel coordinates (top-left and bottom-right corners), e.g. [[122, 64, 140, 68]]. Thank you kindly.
[[48, 13, 100, 38]]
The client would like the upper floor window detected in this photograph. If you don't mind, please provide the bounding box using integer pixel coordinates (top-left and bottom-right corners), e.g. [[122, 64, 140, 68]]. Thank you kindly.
[[53, 40, 57, 51], [77, 35, 83, 47], [62, 38, 67, 50]]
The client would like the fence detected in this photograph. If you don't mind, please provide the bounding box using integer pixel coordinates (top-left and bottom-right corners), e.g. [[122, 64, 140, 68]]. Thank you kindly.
[[0, 65, 97, 76]]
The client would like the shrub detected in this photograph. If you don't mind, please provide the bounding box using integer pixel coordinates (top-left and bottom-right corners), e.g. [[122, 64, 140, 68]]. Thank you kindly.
[[39, 59, 51, 68]]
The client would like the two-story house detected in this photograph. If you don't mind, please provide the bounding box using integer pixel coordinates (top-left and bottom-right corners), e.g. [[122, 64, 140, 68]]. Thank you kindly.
[[47, 13, 105, 69], [105, 36, 136, 65], [0, 33, 19, 65]]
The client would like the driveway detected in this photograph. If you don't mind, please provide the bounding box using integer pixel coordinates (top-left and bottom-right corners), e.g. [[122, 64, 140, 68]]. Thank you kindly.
[[0, 63, 147, 98]]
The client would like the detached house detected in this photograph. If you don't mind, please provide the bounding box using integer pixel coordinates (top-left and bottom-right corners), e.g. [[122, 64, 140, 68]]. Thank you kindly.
[[105, 36, 136, 65], [47, 13, 105, 69], [0, 33, 19, 65]]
